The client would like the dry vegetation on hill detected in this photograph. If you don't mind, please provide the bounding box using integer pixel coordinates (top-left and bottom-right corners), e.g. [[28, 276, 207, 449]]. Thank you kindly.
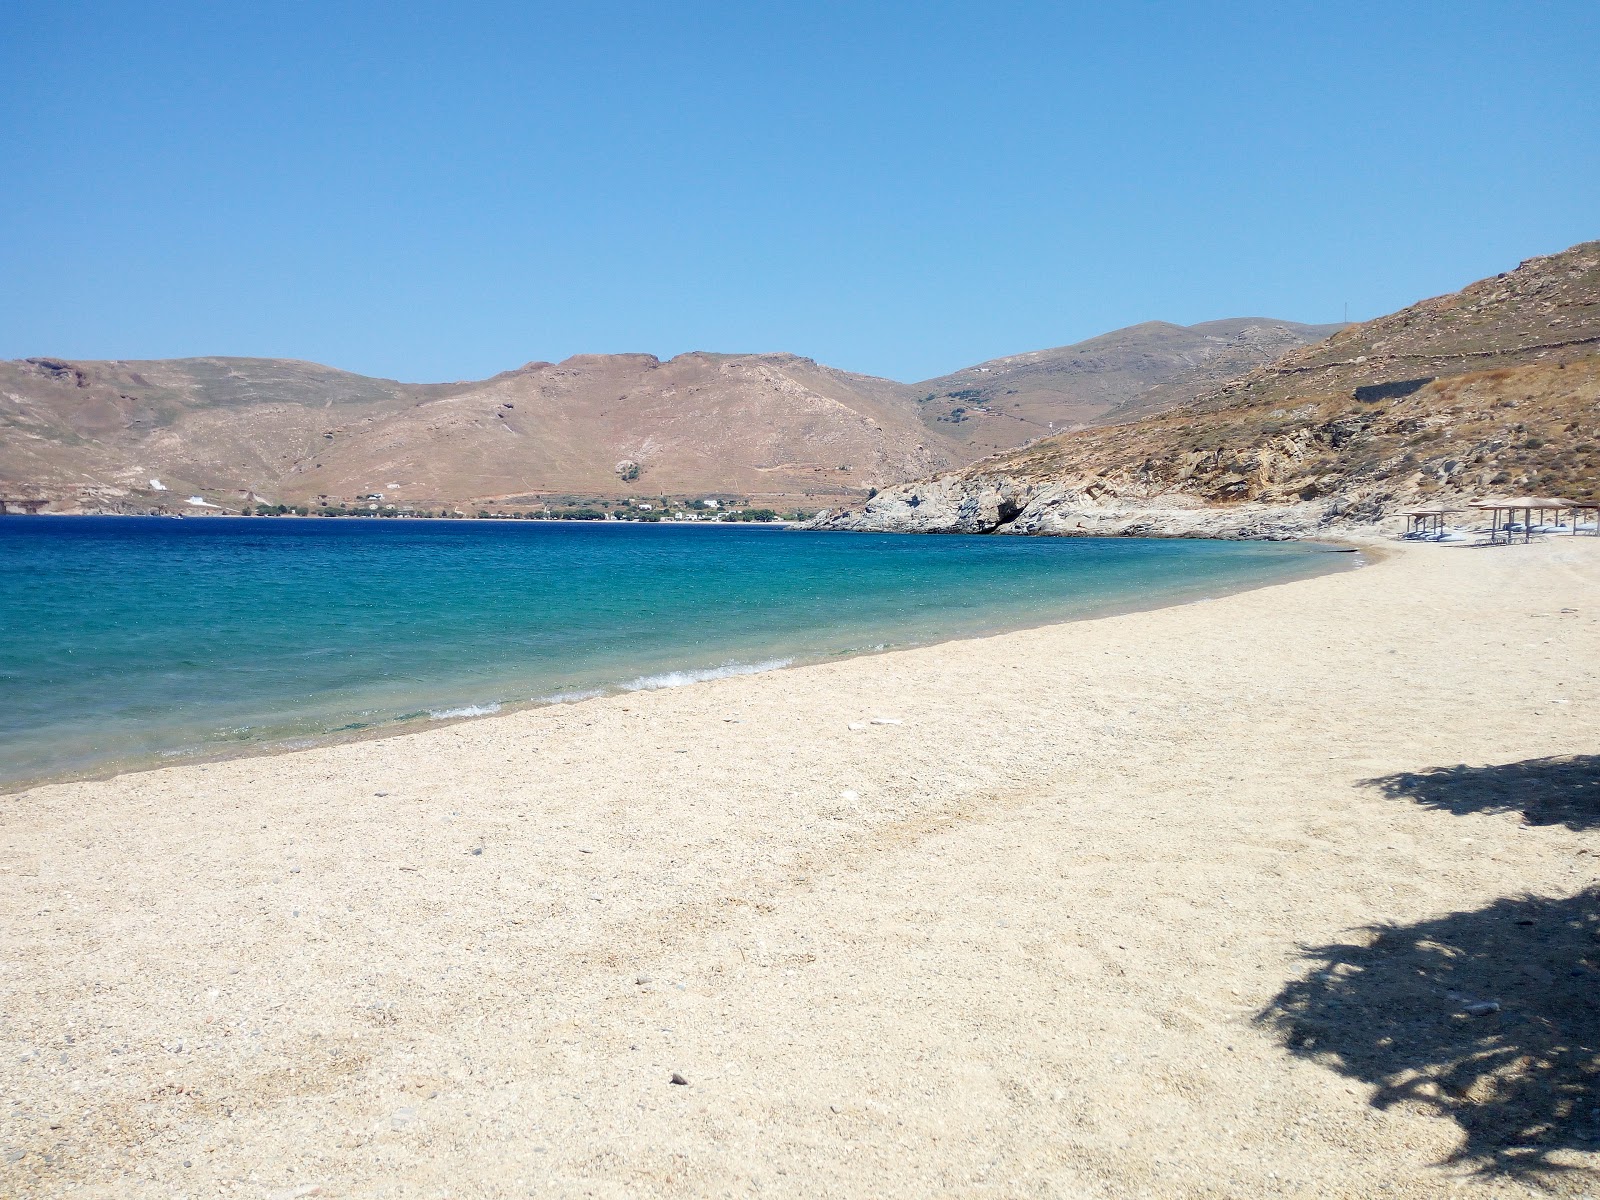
[[816, 241, 1600, 537], [997, 357, 1600, 508]]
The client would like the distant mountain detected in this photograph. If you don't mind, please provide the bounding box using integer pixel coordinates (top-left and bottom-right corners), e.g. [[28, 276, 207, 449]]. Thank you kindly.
[[813, 241, 1600, 538], [912, 318, 1342, 451], [0, 352, 952, 512], [0, 313, 1340, 514]]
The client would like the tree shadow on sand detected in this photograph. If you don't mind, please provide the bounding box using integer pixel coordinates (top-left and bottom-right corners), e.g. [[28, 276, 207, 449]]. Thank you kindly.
[[1259, 891, 1599, 1182], [1362, 755, 1600, 832], [1259, 751, 1600, 1186]]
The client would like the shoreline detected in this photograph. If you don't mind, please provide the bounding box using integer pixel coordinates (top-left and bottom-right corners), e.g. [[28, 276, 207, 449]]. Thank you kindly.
[[0, 511, 797, 527], [3, 536, 1597, 1195], [0, 536, 1355, 796]]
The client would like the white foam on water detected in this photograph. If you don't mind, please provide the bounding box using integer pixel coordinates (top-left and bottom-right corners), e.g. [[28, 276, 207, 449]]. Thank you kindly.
[[428, 703, 502, 720], [622, 657, 794, 691], [537, 688, 607, 705]]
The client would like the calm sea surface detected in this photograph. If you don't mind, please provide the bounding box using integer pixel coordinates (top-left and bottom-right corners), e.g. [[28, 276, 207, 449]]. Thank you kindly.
[[0, 517, 1346, 787]]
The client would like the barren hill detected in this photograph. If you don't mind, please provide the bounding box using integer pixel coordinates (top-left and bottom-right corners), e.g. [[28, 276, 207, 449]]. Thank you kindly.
[[309, 351, 971, 507], [0, 315, 1340, 514], [814, 241, 1600, 538], [0, 352, 955, 513], [912, 318, 1341, 451]]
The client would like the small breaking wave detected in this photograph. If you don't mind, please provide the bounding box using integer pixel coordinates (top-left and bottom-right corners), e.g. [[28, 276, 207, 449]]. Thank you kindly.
[[622, 657, 794, 691], [428, 702, 502, 720], [833, 642, 889, 655], [537, 688, 607, 705]]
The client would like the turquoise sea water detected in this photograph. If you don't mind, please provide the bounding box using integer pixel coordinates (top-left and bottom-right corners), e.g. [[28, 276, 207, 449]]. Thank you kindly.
[[0, 517, 1345, 788]]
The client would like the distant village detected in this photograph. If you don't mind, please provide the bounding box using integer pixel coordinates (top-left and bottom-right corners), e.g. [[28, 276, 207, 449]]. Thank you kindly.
[[68, 483, 804, 523], [0, 480, 814, 521]]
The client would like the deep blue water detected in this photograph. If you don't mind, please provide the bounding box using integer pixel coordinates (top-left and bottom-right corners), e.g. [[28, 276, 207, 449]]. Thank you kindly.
[[0, 517, 1343, 786]]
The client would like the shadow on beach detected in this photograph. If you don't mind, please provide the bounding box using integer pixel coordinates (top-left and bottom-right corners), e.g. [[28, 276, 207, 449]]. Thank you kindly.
[[1259, 890, 1599, 1181], [1363, 754, 1600, 832], [1260, 753, 1600, 1183]]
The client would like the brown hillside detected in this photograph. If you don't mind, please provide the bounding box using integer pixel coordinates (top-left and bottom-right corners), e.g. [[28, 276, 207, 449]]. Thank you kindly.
[[815, 241, 1600, 537], [0, 352, 956, 513], [913, 318, 1341, 450], [990, 241, 1600, 503], [994, 355, 1600, 509], [0, 314, 1340, 514], [294, 352, 955, 506]]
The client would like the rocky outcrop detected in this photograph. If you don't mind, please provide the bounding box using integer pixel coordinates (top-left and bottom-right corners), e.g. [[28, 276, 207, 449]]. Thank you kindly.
[[811, 474, 1369, 540], [818, 477, 1034, 534], [807, 355, 1599, 540], [811, 242, 1600, 542]]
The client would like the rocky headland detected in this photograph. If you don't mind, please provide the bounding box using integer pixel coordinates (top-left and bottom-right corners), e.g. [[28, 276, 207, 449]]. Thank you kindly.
[[811, 241, 1600, 539]]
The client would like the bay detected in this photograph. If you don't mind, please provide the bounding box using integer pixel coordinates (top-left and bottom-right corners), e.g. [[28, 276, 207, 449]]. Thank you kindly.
[[0, 516, 1344, 787]]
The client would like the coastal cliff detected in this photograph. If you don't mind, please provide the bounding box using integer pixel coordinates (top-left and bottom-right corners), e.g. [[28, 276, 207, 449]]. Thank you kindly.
[[811, 241, 1600, 539]]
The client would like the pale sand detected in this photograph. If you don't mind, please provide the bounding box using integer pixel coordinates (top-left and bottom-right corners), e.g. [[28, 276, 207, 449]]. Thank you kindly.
[[3, 538, 1597, 1199]]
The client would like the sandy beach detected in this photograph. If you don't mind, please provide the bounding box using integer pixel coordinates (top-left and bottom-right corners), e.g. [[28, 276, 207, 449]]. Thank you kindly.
[[2, 536, 1596, 1198]]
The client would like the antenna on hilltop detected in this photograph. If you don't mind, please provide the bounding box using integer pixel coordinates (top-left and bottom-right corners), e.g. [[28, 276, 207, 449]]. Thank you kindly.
[[1343, 301, 1348, 324]]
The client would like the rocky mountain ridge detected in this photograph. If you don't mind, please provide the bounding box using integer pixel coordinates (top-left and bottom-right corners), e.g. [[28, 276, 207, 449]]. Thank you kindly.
[[811, 241, 1600, 539], [912, 318, 1341, 450]]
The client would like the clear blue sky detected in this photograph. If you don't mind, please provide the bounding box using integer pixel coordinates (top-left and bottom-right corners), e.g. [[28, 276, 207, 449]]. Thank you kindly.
[[2, 2, 1595, 384]]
